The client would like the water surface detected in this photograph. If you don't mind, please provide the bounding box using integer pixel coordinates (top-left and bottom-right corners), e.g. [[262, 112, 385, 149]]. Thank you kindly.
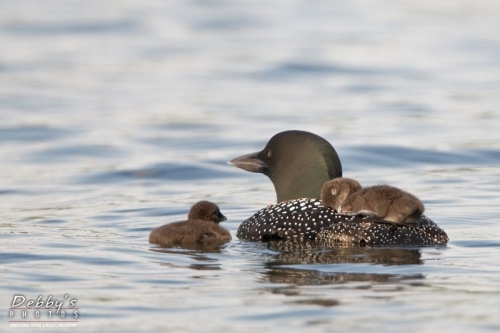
[[1, 0, 500, 332]]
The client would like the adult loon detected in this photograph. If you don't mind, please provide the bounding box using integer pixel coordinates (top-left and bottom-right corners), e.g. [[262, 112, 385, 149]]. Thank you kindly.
[[149, 201, 231, 250], [228, 130, 448, 246]]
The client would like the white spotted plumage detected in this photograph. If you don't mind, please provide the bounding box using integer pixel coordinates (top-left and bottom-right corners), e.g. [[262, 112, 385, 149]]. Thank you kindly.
[[236, 198, 448, 245]]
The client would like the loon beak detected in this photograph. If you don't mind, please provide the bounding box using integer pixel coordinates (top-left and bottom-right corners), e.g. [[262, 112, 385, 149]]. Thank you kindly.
[[218, 213, 227, 222], [228, 151, 268, 173]]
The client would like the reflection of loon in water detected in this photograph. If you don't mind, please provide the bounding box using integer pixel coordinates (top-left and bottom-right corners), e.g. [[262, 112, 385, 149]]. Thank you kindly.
[[264, 267, 424, 286], [263, 240, 424, 286], [265, 240, 423, 265]]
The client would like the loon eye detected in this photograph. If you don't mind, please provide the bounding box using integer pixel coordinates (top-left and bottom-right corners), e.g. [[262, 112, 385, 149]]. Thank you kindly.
[[267, 149, 272, 159]]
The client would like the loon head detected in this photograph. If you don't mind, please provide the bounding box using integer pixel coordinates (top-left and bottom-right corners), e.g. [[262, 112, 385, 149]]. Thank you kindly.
[[228, 130, 342, 202]]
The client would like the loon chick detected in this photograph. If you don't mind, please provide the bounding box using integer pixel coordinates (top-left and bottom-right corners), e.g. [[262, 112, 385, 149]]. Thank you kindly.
[[228, 130, 448, 246], [321, 178, 425, 224], [149, 201, 231, 250]]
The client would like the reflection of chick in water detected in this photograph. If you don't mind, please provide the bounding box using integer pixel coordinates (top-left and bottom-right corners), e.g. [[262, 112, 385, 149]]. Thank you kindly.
[[149, 201, 231, 250], [321, 178, 425, 225]]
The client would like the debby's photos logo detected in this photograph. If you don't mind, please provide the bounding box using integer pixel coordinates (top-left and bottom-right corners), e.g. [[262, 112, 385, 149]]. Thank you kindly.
[[9, 294, 79, 328]]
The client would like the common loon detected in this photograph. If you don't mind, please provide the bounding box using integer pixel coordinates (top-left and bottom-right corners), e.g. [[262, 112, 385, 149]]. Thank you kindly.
[[149, 201, 231, 250], [228, 130, 448, 246], [321, 177, 424, 225]]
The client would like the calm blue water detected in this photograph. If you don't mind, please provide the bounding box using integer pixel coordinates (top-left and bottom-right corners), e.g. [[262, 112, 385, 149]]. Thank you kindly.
[[1, 0, 500, 332]]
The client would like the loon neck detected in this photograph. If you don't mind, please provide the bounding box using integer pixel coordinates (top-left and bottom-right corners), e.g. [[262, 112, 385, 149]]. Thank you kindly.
[[265, 131, 342, 202], [272, 152, 341, 202]]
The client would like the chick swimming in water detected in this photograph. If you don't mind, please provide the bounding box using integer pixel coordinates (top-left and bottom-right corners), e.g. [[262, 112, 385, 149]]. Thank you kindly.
[[149, 201, 231, 250], [321, 177, 424, 225]]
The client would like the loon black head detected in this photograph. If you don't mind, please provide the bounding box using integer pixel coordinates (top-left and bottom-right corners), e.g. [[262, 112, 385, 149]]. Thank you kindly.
[[228, 130, 342, 202]]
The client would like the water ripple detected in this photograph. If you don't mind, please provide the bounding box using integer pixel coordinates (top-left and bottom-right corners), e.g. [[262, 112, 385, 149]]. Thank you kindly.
[[0, 125, 69, 142], [342, 146, 500, 169], [79, 162, 237, 184], [3, 18, 140, 35]]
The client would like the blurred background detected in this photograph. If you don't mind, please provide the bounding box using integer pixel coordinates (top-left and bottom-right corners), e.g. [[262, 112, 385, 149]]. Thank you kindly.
[[1, 1, 499, 332]]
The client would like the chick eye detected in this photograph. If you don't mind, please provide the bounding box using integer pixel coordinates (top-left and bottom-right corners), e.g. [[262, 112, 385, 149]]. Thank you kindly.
[[267, 149, 272, 159]]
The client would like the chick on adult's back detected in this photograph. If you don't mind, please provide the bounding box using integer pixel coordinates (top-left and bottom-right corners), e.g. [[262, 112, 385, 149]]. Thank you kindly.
[[321, 178, 425, 224], [149, 201, 231, 250]]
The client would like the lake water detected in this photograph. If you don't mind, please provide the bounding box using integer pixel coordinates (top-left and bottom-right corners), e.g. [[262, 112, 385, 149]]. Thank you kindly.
[[1, 0, 500, 332]]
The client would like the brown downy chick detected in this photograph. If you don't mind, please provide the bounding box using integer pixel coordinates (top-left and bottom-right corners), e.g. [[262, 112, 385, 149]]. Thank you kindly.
[[149, 201, 231, 250], [321, 178, 424, 224]]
